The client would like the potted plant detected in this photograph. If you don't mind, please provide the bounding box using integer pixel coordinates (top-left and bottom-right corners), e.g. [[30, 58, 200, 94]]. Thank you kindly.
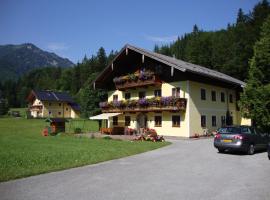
[[128, 73, 138, 82], [138, 98, 149, 107]]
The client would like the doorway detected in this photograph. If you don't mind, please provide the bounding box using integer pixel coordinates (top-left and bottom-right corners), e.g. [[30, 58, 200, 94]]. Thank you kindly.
[[136, 113, 147, 133]]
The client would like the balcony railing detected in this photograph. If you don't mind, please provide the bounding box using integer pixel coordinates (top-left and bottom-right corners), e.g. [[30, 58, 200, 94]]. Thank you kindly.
[[113, 70, 162, 90], [29, 105, 43, 111], [100, 97, 187, 113]]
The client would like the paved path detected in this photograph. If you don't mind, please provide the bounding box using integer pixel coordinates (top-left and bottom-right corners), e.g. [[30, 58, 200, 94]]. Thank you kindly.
[[1, 139, 270, 200]]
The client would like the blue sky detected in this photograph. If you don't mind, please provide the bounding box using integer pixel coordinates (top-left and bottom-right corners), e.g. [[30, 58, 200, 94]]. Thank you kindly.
[[0, 0, 260, 63]]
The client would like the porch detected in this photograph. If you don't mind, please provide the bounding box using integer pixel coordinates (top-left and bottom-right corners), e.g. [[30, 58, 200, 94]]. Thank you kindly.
[[90, 110, 188, 137]]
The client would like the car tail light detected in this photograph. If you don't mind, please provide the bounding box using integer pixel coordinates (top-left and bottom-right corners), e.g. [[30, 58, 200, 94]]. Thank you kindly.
[[215, 134, 221, 139], [234, 135, 244, 140]]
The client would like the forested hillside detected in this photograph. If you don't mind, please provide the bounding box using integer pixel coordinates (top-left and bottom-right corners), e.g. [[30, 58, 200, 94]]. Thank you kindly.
[[0, 47, 117, 117], [0, 43, 74, 81], [0, 0, 269, 118], [154, 0, 270, 81]]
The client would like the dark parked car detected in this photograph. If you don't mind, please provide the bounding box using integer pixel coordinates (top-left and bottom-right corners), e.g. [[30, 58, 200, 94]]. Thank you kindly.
[[214, 126, 269, 155], [267, 142, 270, 160]]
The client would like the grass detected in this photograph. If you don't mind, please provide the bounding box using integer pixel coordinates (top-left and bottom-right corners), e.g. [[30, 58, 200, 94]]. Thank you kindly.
[[65, 118, 99, 133], [0, 117, 170, 182], [8, 107, 27, 118]]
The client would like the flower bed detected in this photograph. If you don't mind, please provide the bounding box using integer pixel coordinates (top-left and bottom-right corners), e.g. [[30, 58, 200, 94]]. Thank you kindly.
[[134, 128, 165, 142]]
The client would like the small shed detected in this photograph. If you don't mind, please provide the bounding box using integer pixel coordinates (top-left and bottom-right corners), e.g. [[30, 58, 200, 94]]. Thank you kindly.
[[45, 118, 68, 133]]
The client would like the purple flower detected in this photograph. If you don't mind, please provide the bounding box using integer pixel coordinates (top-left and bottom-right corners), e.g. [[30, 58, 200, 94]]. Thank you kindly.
[[112, 100, 121, 108], [139, 71, 147, 81], [99, 102, 108, 108], [138, 98, 149, 107], [161, 97, 172, 106]]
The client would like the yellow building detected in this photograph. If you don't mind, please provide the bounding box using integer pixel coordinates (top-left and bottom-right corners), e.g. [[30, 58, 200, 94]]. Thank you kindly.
[[27, 90, 80, 118], [92, 44, 250, 137]]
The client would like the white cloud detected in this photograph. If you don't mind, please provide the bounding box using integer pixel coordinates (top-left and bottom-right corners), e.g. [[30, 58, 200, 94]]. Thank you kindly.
[[145, 35, 178, 43], [47, 42, 69, 51]]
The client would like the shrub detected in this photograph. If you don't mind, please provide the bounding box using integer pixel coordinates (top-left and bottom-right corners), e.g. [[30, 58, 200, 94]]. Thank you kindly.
[[103, 136, 112, 140], [74, 128, 82, 134]]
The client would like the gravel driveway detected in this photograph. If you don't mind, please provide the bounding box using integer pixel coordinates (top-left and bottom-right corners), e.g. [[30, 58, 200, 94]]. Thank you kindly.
[[0, 139, 269, 200]]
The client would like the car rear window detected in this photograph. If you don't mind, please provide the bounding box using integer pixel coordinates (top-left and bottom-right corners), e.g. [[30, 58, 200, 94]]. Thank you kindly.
[[218, 127, 240, 134], [241, 127, 251, 134]]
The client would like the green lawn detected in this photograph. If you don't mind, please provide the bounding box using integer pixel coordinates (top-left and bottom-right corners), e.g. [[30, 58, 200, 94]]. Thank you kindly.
[[0, 117, 169, 182], [8, 107, 27, 118]]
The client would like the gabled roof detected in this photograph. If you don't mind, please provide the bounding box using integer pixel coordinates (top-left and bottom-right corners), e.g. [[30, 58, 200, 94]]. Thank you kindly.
[[33, 90, 74, 102], [94, 44, 245, 87], [27, 90, 81, 111], [68, 102, 81, 111]]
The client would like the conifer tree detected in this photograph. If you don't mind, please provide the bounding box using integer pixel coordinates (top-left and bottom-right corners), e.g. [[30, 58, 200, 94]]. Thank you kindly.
[[239, 16, 270, 131]]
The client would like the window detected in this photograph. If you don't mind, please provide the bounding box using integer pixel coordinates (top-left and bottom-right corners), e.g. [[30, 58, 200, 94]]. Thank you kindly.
[[221, 92, 225, 102], [201, 89, 206, 100], [49, 103, 52, 106], [211, 91, 216, 101], [241, 127, 251, 134], [66, 108, 68, 111], [113, 95, 118, 101], [172, 115, 180, 127], [125, 93, 131, 100], [212, 116, 216, 127], [221, 116, 226, 126], [113, 116, 118, 126], [172, 87, 180, 97], [139, 91, 146, 99], [58, 112, 61, 115], [229, 94, 233, 103], [201, 115, 206, 127], [125, 116, 131, 126], [154, 89, 162, 97], [218, 127, 240, 134], [59, 103, 61, 106], [154, 116, 162, 127]]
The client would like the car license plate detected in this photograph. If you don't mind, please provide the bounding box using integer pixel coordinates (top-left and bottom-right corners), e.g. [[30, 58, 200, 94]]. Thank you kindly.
[[223, 139, 232, 143]]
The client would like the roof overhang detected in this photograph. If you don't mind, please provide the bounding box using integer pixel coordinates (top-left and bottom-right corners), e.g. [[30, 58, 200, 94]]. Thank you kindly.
[[93, 44, 245, 89], [89, 113, 121, 120], [26, 90, 36, 102], [92, 44, 186, 89]]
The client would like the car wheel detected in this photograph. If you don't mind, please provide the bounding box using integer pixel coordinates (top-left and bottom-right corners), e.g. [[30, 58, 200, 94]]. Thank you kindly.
[[247, 144, 255, 155], [268, 155, 270, 160], [218, 148, 225, 153]]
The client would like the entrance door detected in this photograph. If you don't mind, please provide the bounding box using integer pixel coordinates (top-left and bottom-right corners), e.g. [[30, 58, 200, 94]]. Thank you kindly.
[[136, 113, 147, 133]]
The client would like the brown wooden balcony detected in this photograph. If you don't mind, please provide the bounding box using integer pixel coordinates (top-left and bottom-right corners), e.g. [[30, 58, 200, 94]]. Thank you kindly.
[[115, 75, 161, 90], [29, 105, 43, 111], [100, 97, 187, 113], [113, 70, 162, 90]]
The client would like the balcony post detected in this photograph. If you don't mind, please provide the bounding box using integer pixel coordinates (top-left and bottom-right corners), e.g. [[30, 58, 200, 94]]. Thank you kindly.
[[171, 66, 174, 76]]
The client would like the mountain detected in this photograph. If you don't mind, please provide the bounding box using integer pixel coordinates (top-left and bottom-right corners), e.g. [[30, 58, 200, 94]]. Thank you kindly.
[[0, 43, 74, 81]]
